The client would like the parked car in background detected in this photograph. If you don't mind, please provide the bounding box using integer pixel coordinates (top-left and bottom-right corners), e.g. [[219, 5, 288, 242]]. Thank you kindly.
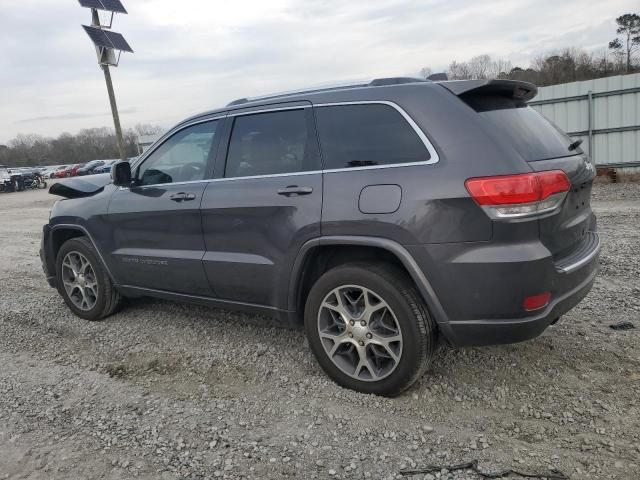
[[92, 160, 117, 174], [41, 77, 599, 396], [54, 163, 85, 178], [0, 165, 24, 192], [51, 167, 70, 179], [76, 160, 107, 176], [19, 168, 47, 189], [43, 166, 68, 178]]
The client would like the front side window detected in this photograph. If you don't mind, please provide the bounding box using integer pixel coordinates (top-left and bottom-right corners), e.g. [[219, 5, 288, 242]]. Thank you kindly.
[[314, 104, 429, 170], [136, 120, 219, 186], [225, 109, 318, 178]]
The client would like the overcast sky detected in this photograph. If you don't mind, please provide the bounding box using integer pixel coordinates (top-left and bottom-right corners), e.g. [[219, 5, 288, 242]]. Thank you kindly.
[[0, 0, 636, 143]]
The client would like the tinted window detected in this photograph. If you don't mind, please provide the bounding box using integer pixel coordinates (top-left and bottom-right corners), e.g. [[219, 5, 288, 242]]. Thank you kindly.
[[137, 120, 219, 186], [314, 104, 429, 169], [225, 109, 318, 178], [462, 94, 578, 162]]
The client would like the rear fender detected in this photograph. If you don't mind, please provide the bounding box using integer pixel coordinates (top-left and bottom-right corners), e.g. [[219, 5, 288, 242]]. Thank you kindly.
[[288, 236, 455, 341]]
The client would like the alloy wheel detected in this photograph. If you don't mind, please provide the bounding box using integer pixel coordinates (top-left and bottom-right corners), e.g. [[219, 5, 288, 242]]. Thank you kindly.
[[61, 251, 99, 311], [317, 285, 403, 381]]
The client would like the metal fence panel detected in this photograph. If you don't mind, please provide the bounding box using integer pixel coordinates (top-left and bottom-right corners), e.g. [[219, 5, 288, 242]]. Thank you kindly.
[[530, 73, 640, 166]]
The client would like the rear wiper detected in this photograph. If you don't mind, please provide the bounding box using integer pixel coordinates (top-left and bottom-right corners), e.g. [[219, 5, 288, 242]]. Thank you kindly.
[[568, 139, 583, 151]]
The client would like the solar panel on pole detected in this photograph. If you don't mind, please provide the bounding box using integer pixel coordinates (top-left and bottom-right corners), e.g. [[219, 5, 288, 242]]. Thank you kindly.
[[78, 0, 128, 14], [79, 0, 130, 161], [78, 0, 103, 9], [100, 0, 127, 14], [82, 25, 133, 53]]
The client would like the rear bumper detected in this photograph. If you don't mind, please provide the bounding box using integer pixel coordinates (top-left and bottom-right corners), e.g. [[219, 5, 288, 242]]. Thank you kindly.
[[406, 231, 600, 347], [444, 261, 597, 346]]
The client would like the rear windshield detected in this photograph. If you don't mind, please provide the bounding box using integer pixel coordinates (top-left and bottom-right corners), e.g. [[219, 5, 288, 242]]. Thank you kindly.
[[462, 94, 579, 162]]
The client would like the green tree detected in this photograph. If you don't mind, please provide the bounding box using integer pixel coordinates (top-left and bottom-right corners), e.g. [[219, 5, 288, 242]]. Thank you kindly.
[[608, 13, 640, 72]]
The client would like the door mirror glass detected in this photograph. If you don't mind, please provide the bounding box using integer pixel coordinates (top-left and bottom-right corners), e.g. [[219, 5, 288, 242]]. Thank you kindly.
[[111, 161, 132, 186]]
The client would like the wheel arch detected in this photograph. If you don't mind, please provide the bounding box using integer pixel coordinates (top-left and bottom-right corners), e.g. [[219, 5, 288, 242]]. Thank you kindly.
[[50, 224, 116, 283], [288, 236, 451, 334]]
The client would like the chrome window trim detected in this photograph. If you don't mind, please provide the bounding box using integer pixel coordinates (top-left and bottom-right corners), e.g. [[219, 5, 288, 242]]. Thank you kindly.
[[228, 104, 311, 117], [118, 171, 324, 190], [313, 100, 440, 169], [122, 100, 439, 188], [208, 169, 322, 182], [118, 179, 213, 191]]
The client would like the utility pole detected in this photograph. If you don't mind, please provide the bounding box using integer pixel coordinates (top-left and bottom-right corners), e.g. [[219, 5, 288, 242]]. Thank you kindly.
[[91, 8, 126, 161], [80, 0, 133, 162], [102, 64, 126, 161]]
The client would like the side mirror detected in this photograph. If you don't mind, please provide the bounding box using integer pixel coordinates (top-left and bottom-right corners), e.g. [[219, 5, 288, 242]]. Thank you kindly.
[[111, 161, 132, 186]]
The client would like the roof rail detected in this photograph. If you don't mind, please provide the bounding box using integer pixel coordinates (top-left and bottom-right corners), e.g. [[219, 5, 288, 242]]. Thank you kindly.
[[368, 76, 428, 86], [227, 98, 250, 106], [226, 77, 429, 107]]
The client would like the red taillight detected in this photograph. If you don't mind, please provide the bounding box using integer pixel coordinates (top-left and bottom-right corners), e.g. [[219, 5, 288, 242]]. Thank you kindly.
[[465, 170, 570, 220], [465, 170, 570, 206], [523, 292, 551, 311]]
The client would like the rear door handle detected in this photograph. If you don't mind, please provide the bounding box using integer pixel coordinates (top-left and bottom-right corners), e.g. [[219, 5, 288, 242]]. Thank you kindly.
[[170, 192, 196, 202], [277, 185, 313, 197]]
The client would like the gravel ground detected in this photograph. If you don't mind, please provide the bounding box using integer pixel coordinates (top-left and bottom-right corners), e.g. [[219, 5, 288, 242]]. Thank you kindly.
[[0, 183, 639, 480]]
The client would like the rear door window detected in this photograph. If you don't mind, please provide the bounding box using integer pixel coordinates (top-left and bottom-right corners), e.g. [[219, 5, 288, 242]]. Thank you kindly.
[[224, 109, 319, 178], [462, 94, 579, 162], [314, 104, 429, 170]]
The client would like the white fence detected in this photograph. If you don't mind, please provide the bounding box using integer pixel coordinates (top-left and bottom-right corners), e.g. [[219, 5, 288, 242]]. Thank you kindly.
[[530, 73, 640, 167]]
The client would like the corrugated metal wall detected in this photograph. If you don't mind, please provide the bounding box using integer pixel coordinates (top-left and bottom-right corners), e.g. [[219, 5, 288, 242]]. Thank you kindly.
[[529, 73, 640, 166]]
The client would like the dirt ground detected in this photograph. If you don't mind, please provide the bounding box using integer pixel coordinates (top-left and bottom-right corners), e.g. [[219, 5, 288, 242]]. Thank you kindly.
[[0, 181, 639, 480]]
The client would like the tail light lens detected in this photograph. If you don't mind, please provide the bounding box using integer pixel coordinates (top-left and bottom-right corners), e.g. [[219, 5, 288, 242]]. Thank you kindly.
[[465, 170, 570, 220]]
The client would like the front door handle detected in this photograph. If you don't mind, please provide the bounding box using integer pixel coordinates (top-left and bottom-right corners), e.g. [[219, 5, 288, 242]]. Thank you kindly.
[[277, 185, 313, 197], [170, 192, 197, 202]]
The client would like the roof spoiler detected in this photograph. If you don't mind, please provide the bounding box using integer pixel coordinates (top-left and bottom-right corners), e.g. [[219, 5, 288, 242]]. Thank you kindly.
[[438, 79, 537, 102]]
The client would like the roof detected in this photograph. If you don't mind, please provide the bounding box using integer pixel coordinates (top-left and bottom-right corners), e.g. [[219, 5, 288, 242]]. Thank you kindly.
[[174, 77, 538, 130], [226, 77, 429, 107], [177, 77, 433, 127]]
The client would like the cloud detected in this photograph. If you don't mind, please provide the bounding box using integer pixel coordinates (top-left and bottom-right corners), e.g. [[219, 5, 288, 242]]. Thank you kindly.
[[0, 0, 636, 141]]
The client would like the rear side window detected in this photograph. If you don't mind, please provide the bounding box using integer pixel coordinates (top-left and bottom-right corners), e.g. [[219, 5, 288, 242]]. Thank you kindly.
[[225, 109, 319, 178], [314, 104, 429, 170], [462, 94, 578, 162]]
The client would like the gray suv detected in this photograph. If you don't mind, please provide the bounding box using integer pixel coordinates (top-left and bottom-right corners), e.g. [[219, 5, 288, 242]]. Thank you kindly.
[[40, 77, 599, 395]]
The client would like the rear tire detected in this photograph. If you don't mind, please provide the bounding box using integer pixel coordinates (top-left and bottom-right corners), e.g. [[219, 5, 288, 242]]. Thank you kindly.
[[304, 262, 437, 396], [56, 237, 121, 321]]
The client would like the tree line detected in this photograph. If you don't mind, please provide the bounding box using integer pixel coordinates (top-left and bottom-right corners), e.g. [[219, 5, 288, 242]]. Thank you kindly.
[[421, 13, 640, 84], [0, 124, 164, 168], [1, 13, 638, 169]]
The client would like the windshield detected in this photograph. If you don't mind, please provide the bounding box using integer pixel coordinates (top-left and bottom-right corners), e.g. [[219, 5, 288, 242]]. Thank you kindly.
[[462, 93, 580, 162]]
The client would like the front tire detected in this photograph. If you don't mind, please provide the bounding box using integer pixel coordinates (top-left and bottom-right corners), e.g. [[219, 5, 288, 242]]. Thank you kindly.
[[304, 262, 437, 396], [56, 237, 121, 321]]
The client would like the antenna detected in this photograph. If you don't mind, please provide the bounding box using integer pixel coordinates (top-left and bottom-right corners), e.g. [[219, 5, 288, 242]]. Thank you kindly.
[[79, 0, 132, 162]]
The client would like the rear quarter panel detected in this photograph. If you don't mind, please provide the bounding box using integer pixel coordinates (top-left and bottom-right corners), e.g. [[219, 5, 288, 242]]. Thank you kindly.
[[318, 84, 531, 246]]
